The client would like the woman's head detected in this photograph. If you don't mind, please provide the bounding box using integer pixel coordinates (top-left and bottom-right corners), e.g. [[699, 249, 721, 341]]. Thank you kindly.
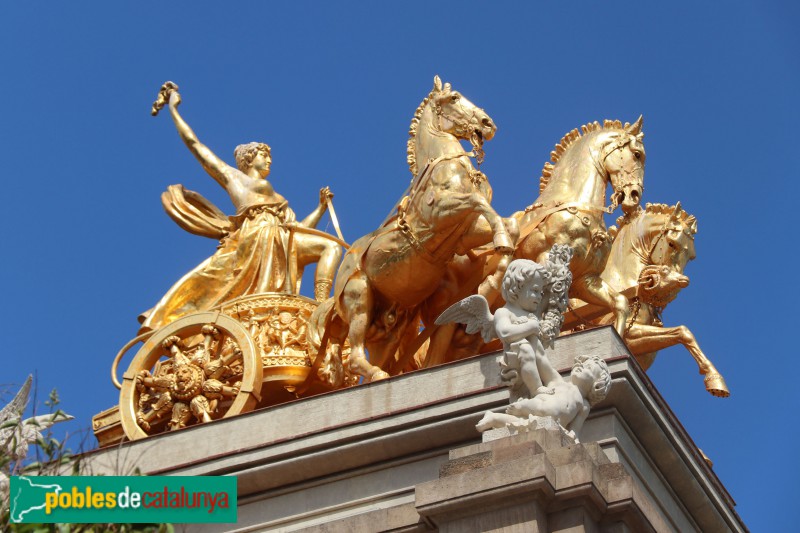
[[234, 142, 272, 173]]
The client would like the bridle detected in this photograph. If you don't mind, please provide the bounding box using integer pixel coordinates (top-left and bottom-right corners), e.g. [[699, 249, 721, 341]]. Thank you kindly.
[[432, 94, 487, 165], [591, 134, 644, 213]]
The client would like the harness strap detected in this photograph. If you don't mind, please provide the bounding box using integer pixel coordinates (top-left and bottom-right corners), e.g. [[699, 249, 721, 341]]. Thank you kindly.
[[374, 153, 478, 266], [517, 201, 609, 244]]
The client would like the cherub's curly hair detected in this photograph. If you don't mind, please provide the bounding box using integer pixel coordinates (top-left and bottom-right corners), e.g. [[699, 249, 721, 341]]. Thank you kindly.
[[500, 259, 547, 304], [234, 142, 271, 172], [574, 354, 611, 406]]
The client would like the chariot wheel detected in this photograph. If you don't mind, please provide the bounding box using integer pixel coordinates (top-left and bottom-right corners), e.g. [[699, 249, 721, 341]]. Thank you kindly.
[[119, 312, 262, 441]]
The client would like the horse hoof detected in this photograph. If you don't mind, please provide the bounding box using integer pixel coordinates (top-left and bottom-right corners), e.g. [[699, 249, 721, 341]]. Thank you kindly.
[[704, 373, 730, 398]]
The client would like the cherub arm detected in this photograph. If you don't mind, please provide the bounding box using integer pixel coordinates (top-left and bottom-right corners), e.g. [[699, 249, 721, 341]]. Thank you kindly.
[[494, 308, 541, 344]]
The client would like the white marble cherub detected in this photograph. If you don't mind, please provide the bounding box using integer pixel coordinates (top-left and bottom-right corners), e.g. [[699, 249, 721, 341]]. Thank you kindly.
[[494, 259, 563, 398], [436, 251, 571, 402], [437, 245, 611, 441], [476, 354, 611, 440]]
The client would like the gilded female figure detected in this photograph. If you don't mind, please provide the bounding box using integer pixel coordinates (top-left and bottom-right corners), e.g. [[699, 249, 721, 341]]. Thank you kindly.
[[139, 85, 341, 332]]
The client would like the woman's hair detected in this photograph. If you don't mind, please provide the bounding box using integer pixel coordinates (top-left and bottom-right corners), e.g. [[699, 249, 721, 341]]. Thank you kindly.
[[234, 142, 271, 171], [501, 259, 546, 303]]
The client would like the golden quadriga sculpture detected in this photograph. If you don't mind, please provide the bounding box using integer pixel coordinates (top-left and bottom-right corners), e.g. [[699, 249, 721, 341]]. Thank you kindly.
[[95, 78, 727, 446], [106, 82, 350, 442]]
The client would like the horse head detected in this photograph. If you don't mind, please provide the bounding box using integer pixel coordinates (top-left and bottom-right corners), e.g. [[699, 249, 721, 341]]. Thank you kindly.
[[407, 76, 497, 177], [430, 75, 496, 159], [601, 116, 645, 215], [648, 202, 697, 274]]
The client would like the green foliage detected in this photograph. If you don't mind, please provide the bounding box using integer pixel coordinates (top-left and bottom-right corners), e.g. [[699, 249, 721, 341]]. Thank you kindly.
[[1, 385, 173, 532], [2, 521, 174, 533]]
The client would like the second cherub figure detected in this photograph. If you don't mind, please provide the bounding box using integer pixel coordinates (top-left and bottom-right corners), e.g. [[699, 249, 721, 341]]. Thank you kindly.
[[436, 245, 611, 442]]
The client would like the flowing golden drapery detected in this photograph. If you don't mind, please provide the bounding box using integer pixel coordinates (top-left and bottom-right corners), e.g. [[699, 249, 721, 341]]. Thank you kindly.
[[139, 201, 297, 333]]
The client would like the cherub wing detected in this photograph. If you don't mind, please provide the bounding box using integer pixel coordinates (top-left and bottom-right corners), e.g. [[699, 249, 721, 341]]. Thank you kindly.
[[435, 295, 496, 342], [0, 375, 31, 424]]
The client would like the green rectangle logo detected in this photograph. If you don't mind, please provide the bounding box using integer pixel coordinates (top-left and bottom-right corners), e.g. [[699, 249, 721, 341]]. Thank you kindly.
[[9, 476, 237, 524]]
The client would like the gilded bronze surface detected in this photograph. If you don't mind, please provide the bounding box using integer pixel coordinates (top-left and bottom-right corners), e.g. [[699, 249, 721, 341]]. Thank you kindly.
[[112, 82, 351, 441], [119, 312, 262, 440], [415, 119, 646, 367], [97, 79, 726, 444], [308, 76, 516, 384], [514, 119, 645, 335], [596, 203, 728, 397], [141, 82, 343, 333]]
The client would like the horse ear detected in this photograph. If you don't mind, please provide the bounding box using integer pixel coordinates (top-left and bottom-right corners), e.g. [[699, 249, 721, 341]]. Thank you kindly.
[[443, 82, 451, 92], [670, 202, 682, 221], [626, 115, 643, 135], [687, 216, 698, 234], [433, 75, 442, 92]]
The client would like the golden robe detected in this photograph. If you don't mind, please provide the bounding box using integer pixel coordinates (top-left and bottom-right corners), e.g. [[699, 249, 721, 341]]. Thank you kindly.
[[139, 200, 296, 333]]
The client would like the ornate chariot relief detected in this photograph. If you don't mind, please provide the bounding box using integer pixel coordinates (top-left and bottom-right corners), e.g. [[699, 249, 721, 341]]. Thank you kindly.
[[119, 313, 261, 440]]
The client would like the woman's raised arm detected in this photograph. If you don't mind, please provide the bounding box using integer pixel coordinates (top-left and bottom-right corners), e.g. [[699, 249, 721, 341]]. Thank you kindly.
[[153, 82, 235, 189]]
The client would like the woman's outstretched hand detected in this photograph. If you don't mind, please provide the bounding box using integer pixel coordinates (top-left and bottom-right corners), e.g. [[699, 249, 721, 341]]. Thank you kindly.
[[319, 186, 334, 207], [151, 81, 180, 116]]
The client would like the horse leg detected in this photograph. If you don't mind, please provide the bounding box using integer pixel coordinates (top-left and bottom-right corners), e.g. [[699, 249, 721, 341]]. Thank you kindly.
[[424, 323, 457, 368], [458, 213, 519, 253], [478, 252, 512, 300], [393, 320, 427, 373], [571, 274, 629, 336], [470, 194, 515, 253], [625, 323, 730, 397], [340, 273, 390, 382]]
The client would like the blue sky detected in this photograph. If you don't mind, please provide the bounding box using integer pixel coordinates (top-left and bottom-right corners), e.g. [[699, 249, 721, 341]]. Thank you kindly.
[[1, 2, 797, 529]]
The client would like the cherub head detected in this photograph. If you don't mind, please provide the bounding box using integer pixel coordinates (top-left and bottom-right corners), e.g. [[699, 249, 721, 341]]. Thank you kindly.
[[501, 259, 548, 312], [570, 354, 611, 406]]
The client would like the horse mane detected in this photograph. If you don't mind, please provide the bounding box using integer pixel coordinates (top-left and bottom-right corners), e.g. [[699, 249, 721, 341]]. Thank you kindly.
[[615, 203, 698, 236], [407, 90, 435, 178], [539, 119, 631, 194]]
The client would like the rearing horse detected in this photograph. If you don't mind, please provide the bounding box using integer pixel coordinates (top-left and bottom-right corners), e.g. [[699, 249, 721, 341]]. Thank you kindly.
[[515, 119, 645, 335], [313, 76, 515, 383], [598, 203, 729, 397]]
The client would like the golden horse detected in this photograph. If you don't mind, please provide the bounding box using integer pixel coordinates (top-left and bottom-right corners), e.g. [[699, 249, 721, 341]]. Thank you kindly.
[[309, 76, 516, 384], [595, 203, 729, 397], [417, 119, 647, 368], [515, 119, 646, 335]]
